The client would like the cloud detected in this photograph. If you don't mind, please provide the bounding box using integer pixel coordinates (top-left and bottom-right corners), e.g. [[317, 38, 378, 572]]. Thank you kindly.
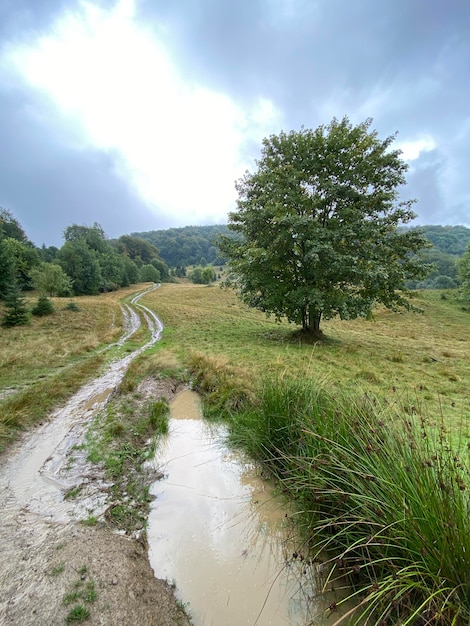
[[6, 0, 283, 231], [0, 85, 160, 247], [398, 137, 437, 162], [0, 0, 468, 245]]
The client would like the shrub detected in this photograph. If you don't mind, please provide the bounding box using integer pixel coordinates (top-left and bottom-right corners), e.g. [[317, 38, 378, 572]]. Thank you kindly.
[[64, 300, 80, 312], [32, 294, 55, 316]]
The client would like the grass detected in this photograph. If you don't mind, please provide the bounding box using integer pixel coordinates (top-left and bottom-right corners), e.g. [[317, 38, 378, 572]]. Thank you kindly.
[[2, 278, 468, 622], [85, 391, 170, 534], [63, 565, 96, 623], [137, 282, 469, 624], [0, 285, 150, 451], [65, 605, 90, 623], [139, 283, 469, 430], [226, 376, 470, 624], [50, 563, 66, 577]]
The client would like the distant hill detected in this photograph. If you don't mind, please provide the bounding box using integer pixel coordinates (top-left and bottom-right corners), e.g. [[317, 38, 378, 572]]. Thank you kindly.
[[131, 225, 231, 268], [417, 225, 470, 256], [132, 223, 470, 273], [404, 225, 470, 289]]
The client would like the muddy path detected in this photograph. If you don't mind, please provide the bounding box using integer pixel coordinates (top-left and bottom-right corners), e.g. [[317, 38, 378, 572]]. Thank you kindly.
[[0, 285, 190, 626]]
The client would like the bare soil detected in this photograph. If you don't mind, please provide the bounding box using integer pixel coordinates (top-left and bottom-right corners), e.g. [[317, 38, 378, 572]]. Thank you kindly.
[[0, 378, 191, 626], [1, 514, 189, 626]]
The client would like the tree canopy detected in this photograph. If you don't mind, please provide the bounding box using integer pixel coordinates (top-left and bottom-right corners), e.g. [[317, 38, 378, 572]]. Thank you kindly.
[[220, 117, 431, 335]]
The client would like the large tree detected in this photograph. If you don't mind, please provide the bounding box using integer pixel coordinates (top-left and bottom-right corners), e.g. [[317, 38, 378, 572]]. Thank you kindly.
[[30, 262, 72, 297], [220, 117, 430, 335]]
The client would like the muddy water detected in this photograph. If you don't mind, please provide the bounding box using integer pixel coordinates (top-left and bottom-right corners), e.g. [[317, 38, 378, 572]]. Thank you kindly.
[[148, 391, 340, 626]]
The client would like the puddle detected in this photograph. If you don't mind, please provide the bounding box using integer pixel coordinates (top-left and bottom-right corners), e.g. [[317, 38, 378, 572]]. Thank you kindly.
[[148, 391, 344, 626]]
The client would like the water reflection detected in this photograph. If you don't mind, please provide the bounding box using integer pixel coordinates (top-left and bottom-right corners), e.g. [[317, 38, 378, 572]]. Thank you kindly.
[[148, 391, 339, 626]]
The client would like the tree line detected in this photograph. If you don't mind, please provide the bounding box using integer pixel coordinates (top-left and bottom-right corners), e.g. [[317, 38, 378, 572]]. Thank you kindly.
[[133, 222, 469, 291], [0, 212, 171, 326], [2, 116, 470, 331], [131, 224, 231, 268]]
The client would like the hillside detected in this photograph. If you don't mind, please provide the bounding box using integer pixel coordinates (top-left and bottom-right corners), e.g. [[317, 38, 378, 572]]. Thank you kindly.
[[132, 224, 470, 289], [131, 224, 230, 268]]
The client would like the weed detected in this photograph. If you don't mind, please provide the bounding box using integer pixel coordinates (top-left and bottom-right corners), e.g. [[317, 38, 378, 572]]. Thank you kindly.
[[82, 581, 97, 603], [147, 399, 170, 434], [50, 563, 65, 576], [64, 485, 82, 500], [176, 599, 191, 616], [65, 605, 90, 622], [81, 515, 98, 527], [63, 591, 82, 606]]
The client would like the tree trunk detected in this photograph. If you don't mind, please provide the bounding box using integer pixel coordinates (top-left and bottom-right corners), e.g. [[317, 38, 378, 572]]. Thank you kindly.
[[307, 307, 322, 335]]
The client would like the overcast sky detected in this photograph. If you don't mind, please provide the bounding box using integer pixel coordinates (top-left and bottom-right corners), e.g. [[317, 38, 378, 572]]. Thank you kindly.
[[0, 0, 469, 247]]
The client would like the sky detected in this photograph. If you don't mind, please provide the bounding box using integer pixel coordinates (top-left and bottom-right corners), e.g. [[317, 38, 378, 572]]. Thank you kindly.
[[0, 0, 469, 247]]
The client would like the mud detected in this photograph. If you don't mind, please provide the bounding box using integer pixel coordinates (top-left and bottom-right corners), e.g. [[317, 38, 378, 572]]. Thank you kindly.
[[0, 285, 190, 625]]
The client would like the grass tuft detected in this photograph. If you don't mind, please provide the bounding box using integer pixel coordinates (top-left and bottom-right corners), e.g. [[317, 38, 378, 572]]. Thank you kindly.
[[229, 375, 470, 625]]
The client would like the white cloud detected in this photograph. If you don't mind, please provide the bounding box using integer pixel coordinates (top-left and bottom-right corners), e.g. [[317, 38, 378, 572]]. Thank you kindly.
[[6, 0, 282, 225], [397, 136, 437, 161]]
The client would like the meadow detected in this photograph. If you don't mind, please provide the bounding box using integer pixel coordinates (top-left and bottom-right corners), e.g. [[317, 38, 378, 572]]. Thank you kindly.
[[0, 285, 150, 448], [140, 282, 469, 430], [139, 282, 469, 625], [1, 280, 469, 623]]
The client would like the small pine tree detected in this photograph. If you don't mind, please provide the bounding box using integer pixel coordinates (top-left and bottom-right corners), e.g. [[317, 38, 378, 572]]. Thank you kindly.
[[1, 282, 30, 327], [32, 294, 55, 316]]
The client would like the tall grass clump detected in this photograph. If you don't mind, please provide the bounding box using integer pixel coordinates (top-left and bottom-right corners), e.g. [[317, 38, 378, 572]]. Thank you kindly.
[[186, 351, 255, 417], [229, 376, 470, 625]]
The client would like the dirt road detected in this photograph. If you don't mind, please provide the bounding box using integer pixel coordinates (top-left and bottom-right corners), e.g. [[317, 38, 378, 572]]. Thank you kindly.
[[0, 286, 190, 625]]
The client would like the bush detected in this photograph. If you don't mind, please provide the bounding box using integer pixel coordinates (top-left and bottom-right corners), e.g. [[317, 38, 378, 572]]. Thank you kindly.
[[32, 295, 55, 316], [64, 300, 80, 312], [140, 264, 160, 283]]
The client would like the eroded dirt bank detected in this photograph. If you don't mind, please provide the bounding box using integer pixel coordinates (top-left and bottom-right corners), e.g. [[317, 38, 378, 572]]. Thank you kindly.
[[1, 513, 188, 625], [0, 286, 190, 625]]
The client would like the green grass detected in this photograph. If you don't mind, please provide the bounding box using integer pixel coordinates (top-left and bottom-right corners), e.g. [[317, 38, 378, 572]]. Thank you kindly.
[[65, 605, 90, 623], [50, 563, 66, 577], [137, 282, 469, 624], [227, 376, 470, 625], [63, 567, 96, 623], [2, 279, 468, 622], [140, 283, 469, 430], [85, 393, 170, 533]]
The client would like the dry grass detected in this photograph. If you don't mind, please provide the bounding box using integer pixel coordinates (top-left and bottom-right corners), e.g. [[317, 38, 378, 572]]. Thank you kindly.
[[0, 285, 149, 450], [140, 283, 470, 430]]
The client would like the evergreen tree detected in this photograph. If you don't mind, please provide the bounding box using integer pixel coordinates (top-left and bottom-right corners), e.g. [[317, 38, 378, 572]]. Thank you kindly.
[[32, 294, 55, 316], [2, 282, 30, 327]]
